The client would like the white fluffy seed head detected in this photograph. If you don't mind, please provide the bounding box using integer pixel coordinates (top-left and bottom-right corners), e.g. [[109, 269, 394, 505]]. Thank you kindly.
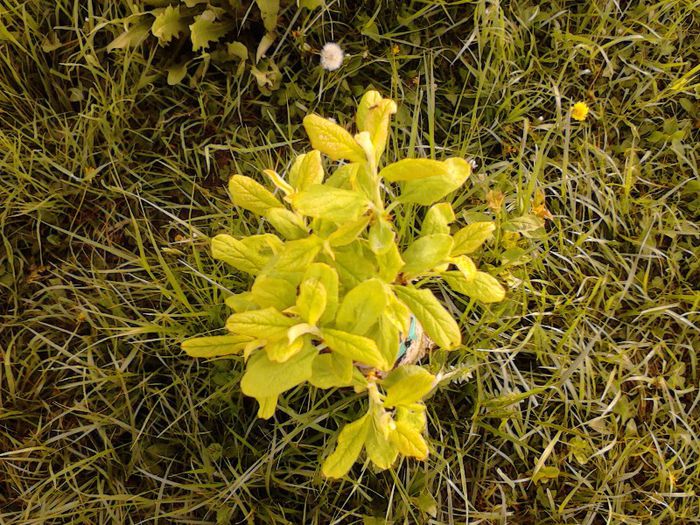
[[320, 42, 344, 71]]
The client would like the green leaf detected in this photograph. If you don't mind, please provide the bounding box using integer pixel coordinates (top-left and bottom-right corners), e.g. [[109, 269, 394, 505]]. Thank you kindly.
[[291, 185, 370, 223], [321, 328, 388, 369], [421, 202, 455, 236], [443, 271, 506, 303], [332, 242, 377, 288], [181, 334, 252, 358], [303, 263, 339, 324], [384, 293, 411, 334], [322, 413, 370, 478], [228, 175, 283, 215], [251, 274, 297, 310], [225, 291, 258, 312], [298, 0, 324, 9], [401, 234, 453, 276], [265, 336, 304, 362], [107, 18, 151, 52], [303, 114, 366, 163], [393, 286, 461, 350], [451, 255, 477, 280], [255, 0, 279, 32], [289, 150, 324, 191], [382, 365, 435, 407], [297, 277, 327, 325], [379, 158, 450, 182], [335, 278, 387, 335], [257, 395, 278, 419], [265, 208, 307, 240], [151, 5, 187, 45], [389, 421, 428, 459], [376, 241, 404, 282], [451, 222, 496, 255], [211, 234, 281, 275], [189, 10, 231, 51], [399, 157, 472, 205], [241, 340, 317, 399], [355, 91, 397, 162], [328, 216, 370, 247], [268, 236, 323, 273], [366, 316, 400, 367], [166, 62, 188, 85], [365, 415, 398, 470], [309, 351, 353, 388], [368, 218, 395, 254], [226, 307, 296, 340]]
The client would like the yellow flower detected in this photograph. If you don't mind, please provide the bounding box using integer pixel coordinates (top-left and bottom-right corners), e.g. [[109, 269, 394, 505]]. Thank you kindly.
[[571, 102, 590, 121]]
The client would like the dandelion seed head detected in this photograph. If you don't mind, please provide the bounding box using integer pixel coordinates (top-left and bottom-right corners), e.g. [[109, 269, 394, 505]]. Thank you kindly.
[[320, 42, 344, 71]]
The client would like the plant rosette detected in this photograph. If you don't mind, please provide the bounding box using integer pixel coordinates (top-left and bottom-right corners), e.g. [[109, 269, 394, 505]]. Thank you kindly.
[[182, 91, 506, 478]]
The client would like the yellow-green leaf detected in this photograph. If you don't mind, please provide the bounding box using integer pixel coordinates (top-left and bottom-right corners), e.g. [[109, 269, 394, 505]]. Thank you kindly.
[[303, 263, 339, 324], [399, 157, 472, 205], [379, 158, 450, 182], [421, 202, 455, 236], [322, 413, 370, 478], [393, 286, 461, 350], [297, 277, 327, 325], [151, 5, 187, 45], [451, 255, 477, 280], [290, 185, 370, 223], [365, 416, 398, 470], [321, 328, 388, 369], [257, 395, 278, 419], [368, 217, 395, 255], [366, 316, 400, 367], [451, 222, 496, 255], [289, 150, 324, 191], [255, 0, 279, 32], [382, 365, 435, 407], [332, 242, 377, 288], [335, 278, 387, 335], [442, 271, 506, 303], [376, 241, 404, 283], [265, 336, 304, 362], [182, 334, 252, 358], [356, 91, 397, 162], [309, 351, 353, 389], [226, 307, 296, 340], [328, 216, 370, 247], [265, 208, 307, 240], [303, 114, 366, 163], [211, 233, 281, 275], [241, 340, 317, 399], [251, 274, 297, 310], [401, 234, 453, 276], [229, 174, 283, 215], [107, 19, 150, 52], [189, 10, 231, 51], [225, 291, 258, 312], [389, 420, 428, 459]]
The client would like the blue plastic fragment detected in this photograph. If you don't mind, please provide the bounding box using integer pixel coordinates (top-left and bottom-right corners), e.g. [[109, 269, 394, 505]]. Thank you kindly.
[[397, 316, 418, 360]]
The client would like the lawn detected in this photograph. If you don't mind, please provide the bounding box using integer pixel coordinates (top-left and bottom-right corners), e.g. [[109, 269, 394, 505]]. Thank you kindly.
[[1, 1, 699, 523]]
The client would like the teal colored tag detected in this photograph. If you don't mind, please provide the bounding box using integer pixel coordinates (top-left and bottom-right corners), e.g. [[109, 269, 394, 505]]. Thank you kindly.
[[397, 316, 418, 361]]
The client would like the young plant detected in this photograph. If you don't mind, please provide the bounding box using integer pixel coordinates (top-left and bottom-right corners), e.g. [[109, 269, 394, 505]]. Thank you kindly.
[[183, 91, 506, 478]]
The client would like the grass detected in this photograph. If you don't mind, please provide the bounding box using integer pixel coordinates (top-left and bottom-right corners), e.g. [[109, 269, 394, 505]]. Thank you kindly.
[[1, 0, 699, 523]]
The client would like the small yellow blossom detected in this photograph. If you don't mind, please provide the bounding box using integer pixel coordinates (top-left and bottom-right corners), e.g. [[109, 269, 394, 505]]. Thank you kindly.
[[571, 102, 590, 121], [391, 44, 400, 55]]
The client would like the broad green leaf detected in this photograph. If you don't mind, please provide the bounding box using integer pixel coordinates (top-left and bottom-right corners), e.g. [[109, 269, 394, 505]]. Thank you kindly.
[[226, 307, 296, 340], [166, 62, 188, 85], [356, 91, 397, 161], [268, 236, 323, 273], [451, 255, 477, 280], [382, 365, 435, 407], [286, 323, 319, 344], [265, 208, 307, 240], [324, 162, 356, 189], [389, 420, 428, 459], [297, 278, 327, 325], [211, 234, 281, 275], [241, 340, 317, 398], [399, 157, 472, 205], [303, 263, 339, 324], [443, 271, 506, 303], [328, 216, 370, 247], [309, 351, 353, 389], [365, 415, 398, 470], [322, 413, 370, 478], [393, 286, 461, 350], [421, 202, 455, 236], [379, 158, 450, 182], [265, 336, 304, 362], [182, 334, 252, 358], [452, 222, 496, 255], [376, 241, 404, 283], [366, 316, 400, 367], [368, 217, 395, 254], [257, 395, 278, 419], [189, 10, 231, 51], [151, 5, 187, 45], [255, 0, 279, 32], [303, 114, 366, 163], [262, 169, 293, 195], [330, 242, 376, 289], [396, 404, 427, 432], [289, 150, 324, 191], [229, 174, 283, 215], [321, 328, 388, 369], [290, 185, 370, 223], [384, 293, 411, 334], [107, 18, 151, 52], [401, 234, 453, 276], [335, 278, 387, 335], [225, 292, 258, 312], [255, 31, 276, 63], [251, 274, 297, 310]]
